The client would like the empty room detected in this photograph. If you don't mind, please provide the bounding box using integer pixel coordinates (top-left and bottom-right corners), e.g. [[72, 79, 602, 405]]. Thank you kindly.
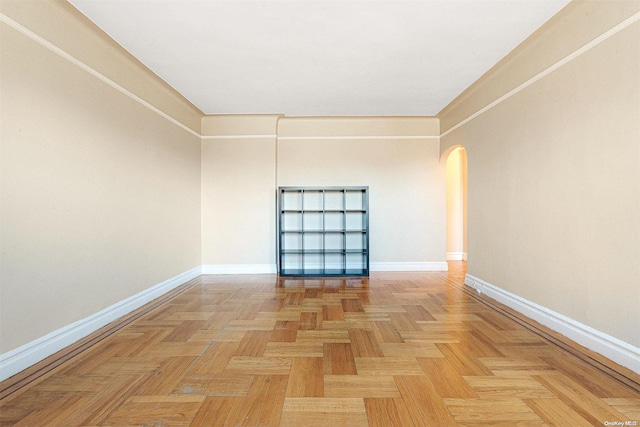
[[1, 0, 639, 425]]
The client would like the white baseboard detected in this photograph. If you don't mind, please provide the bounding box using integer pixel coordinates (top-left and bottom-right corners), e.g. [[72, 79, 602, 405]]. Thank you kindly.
[[371, 262, 448, 272], [464, 273, 640, 374], [0, 266, 202, 382], [202, 264, 277, 275], [446, 252, 467, 261], [202, 263, 450, 274]]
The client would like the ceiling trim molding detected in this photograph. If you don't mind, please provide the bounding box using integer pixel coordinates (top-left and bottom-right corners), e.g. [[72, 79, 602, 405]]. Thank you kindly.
[[440, 10, 640, 138], [202, 135, 439, 140], [0, 13, 201, 139], [201, 135, 277, 140], [277, 135, 439, 141]]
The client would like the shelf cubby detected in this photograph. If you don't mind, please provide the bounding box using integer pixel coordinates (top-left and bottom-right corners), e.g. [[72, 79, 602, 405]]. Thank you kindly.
[[277, 186, 369, 277]]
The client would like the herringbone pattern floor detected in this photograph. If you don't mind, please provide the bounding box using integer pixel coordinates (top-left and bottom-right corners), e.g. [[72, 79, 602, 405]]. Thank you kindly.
[[1, 263, 638, 426]]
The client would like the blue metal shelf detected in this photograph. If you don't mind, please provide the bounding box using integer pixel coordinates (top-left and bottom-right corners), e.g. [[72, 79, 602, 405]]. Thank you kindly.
[[277, 186, 369, 277]]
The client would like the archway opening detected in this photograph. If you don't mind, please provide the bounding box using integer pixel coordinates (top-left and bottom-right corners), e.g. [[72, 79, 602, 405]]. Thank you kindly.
[[445, 147, 468, 269]]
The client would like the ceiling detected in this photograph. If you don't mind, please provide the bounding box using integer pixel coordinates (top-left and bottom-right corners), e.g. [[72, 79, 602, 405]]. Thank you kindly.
[[68, 0, 570, 117]]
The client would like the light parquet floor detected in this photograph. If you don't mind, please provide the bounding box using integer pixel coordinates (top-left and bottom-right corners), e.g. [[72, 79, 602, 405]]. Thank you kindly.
[[1, 263, 638, 426]]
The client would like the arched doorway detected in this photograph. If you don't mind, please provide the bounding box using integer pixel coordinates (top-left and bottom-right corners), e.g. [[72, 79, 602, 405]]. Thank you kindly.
[[445, 147, 467, 265]]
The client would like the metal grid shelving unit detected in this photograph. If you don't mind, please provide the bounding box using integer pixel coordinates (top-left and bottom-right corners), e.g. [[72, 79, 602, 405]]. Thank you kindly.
[[277, 186, 369, 277]]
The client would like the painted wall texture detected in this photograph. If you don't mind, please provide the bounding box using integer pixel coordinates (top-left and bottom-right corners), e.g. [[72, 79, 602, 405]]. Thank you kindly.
[[200, 116, 446, 268], [439, 1, 640, 347], [0, 1, 202, 352]]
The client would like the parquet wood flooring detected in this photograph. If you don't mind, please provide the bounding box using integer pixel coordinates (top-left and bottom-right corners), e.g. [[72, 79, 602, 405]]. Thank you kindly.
[[1, 263, 639, 426]]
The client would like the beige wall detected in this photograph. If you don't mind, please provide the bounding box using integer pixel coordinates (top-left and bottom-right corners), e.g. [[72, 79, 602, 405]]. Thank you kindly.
[[0, 1, 202, 352], [439, 1, 640, 347], [201, 115, 279, 267], [277, 117, 445, 265], [201, 116, 446, 268]]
